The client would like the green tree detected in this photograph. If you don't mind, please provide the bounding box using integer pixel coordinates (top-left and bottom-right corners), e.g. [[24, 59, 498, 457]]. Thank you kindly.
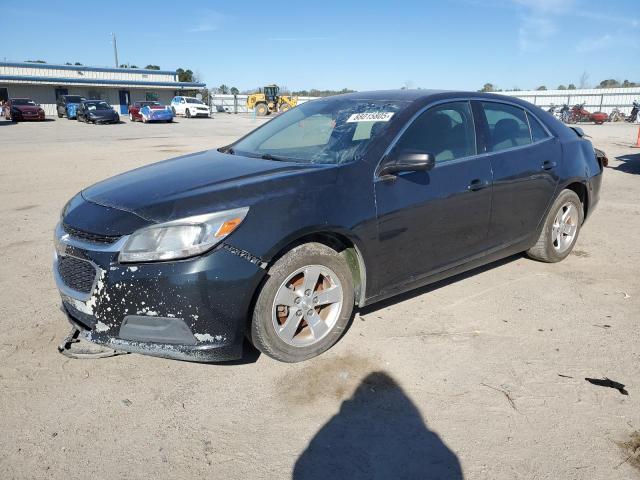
[[479, 83, 495, 92], [536, 85, 547, 91], [74, 62, 83, 66], [218, 84, 229, 94], [119, 63, 139, 68], [622, 79, 639, 88], [230, 87, 239, 95], [597, 79, 621, 88], [176, 68, 194, 82], [25, 59, 47, 63], [557, 85, 567, 90], [567, 84, 577, 90], [145, 64, 160, 70]]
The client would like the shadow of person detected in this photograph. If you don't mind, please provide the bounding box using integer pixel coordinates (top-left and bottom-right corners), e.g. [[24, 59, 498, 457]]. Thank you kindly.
[[293, 372, 463, 480], [613, 153, 640, 175]]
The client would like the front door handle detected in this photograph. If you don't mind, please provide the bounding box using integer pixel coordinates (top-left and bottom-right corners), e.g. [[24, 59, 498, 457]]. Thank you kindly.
[[467, 179, 490, 191], [542, 160, 557, 170]]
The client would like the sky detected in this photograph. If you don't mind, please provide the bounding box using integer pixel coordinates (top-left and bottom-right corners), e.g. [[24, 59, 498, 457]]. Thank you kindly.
[[2, 0, 639, 92]]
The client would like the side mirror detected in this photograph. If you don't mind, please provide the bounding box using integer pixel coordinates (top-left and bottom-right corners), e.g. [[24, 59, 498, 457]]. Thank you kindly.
[[379, 150, 435, 176]]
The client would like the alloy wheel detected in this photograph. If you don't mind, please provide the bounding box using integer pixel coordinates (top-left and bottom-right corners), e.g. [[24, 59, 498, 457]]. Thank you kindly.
[[552, 202, 579, 252], [271, 265, 343, 347]]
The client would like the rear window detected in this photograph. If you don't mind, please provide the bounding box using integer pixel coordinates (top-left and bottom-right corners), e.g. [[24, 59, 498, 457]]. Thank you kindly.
[[481, 102, 531, 152]]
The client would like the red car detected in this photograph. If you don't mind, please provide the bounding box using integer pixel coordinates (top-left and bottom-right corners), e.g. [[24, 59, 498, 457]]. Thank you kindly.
[[5, 98, 46, 122]]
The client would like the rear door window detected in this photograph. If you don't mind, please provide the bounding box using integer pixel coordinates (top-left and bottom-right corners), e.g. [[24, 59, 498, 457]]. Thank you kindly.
[[481, 102, 532, 152], [527, 112, 550, 142], [394, 101, 476, 163]]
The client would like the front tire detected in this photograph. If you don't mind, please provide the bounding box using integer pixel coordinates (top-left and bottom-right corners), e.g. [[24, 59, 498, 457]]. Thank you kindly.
[[250, 243, 355, 362], [185, 108, 191, 118], [527, 189, 583, 263], [255, 103, 269, 116]]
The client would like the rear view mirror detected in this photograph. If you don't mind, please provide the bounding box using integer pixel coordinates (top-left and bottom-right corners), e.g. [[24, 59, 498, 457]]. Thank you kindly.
[[379, 150, 435, 176]]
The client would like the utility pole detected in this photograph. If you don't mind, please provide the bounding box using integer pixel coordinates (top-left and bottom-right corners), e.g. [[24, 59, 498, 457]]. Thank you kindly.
[[111, 33, 119, 68]]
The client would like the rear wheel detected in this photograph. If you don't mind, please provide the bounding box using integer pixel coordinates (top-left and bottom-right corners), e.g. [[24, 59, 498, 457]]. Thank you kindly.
[[129, 113, 135, 122], [57, 109, 63, 118], [526, 189, 583, 263], [250, 243, 354, 362], [185, 108, 191, 118], [255, 103, 269, 116]]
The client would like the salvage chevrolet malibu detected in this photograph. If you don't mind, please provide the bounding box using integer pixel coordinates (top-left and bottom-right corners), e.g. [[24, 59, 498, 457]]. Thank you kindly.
[[54, 90, 603, 363]]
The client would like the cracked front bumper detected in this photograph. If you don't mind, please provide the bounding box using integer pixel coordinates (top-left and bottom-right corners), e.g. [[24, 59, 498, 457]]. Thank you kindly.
[[54, 223, 266, 362]]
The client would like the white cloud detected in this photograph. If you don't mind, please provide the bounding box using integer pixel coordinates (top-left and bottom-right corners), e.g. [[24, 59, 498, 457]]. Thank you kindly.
[[186, 11, 226, 33]]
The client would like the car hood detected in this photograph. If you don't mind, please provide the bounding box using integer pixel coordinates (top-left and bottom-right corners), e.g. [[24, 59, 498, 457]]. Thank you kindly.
[[14, 105, 40, 113], [82, 149, 335, 225]]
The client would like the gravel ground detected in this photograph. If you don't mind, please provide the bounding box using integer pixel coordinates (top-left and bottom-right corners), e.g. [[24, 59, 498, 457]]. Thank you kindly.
[[1, 115, 639, 479]]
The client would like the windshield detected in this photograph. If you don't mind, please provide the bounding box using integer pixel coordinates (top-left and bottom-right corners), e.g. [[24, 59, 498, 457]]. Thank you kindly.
[[12, 99, 36, 106], [231, 98, 408, 164], [186, 98, 203, 104], [65, 96, 85, 103], [86, 102, 111, 111]]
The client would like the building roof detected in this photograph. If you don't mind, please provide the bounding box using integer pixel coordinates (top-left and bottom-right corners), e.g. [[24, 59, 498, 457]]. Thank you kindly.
[[0, 74, 205, 89], [0, 61, 177, 75]]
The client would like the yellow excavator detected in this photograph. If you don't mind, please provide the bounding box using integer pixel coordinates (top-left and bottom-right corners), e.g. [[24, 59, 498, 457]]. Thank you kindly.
[[246, 84, 298, 115]]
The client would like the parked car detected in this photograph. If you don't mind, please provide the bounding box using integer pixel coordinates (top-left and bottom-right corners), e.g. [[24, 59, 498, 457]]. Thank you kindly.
[[128, 101, 173, 123], [54, 90, 603, 363], [76, 100, 120, 124], [4, 98, 45, 122], [56, 95, 86, 119], [170, 96, 210, 118]]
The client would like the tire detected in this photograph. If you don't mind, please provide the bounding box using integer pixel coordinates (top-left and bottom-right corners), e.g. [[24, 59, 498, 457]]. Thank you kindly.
[[255, 103, 269, 116], [171, 106, 176, 115], [57, 109, 63, 118], [129, 113, 135, 122], [526, 189, 584, 263], [279, 103, 291, 113], [185, 108, 191, 118], [250, 242, 355, 362]]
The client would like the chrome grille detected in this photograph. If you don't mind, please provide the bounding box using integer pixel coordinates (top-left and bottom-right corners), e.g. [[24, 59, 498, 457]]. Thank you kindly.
[[57, 256, 97, 294]]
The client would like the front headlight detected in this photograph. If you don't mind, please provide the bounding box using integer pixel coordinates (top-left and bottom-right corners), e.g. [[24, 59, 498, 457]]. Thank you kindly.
[[118, 207, 249, 263]]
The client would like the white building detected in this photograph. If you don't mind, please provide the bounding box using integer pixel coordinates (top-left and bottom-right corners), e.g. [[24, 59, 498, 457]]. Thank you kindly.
[[0, 62, 206, 116]]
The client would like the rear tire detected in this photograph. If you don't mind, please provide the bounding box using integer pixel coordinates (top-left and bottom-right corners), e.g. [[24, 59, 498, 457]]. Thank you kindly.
[[250, 243, 355, 362], [57, 109, 63, 118], [526, 189, 583, 263], [255, 103, 269, 116]]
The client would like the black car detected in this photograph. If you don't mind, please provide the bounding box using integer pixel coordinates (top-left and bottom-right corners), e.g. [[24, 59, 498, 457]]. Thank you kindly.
[[76, 100, 120, 124], [54, 90, 603, 363], [56, 95, 86, 119]]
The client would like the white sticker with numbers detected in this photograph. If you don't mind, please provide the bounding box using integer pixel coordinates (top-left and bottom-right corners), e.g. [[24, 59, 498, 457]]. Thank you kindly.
[[346, 112, 395, 123]]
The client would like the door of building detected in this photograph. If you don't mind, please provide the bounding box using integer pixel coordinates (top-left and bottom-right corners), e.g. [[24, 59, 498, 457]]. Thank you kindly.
[[118, 90, 130, 114], [54, 88, 68, 100]]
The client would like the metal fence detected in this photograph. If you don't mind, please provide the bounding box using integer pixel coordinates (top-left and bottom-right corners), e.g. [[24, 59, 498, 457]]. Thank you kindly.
[[210, 94, 318, 114], [212, 88, 640, 116], [502, 87, 640, 115]]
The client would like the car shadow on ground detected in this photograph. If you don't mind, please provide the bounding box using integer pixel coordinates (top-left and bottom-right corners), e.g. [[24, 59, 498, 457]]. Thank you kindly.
[[293, 371, 463, 480], [612, 153, 640, 175], [358, 253, 522, 316]]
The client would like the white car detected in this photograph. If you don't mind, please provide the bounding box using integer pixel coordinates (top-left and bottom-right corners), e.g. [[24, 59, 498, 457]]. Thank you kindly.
[[170, 96, 211, 118]]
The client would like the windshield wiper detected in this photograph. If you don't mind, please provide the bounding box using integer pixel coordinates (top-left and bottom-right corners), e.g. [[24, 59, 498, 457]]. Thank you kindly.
[[260, 153, 289, 162]]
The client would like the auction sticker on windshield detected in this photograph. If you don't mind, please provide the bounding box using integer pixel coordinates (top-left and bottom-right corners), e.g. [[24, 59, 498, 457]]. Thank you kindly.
[[346, 112, 395, 123]]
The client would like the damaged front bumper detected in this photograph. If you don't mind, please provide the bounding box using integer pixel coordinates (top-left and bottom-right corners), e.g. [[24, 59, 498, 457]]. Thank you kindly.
[[53, 222, 266, 362]]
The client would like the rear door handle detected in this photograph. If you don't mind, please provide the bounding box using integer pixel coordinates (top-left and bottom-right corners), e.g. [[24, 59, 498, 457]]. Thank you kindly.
[[542, 160, 557, 170], [467, 179, 490, 191]]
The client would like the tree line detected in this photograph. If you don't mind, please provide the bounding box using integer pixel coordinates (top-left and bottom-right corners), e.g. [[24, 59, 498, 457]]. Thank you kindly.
[[480, 78, 638, 92]]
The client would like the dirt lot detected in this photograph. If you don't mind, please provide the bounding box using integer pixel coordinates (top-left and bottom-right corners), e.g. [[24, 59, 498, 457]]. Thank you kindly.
[[1, 114, 639, 479]]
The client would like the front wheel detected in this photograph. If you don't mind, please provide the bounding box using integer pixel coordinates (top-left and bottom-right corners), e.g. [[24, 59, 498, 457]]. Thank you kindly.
[[185, 108, 191, 118], [250, 243, 355, 362], [129, 113, 135, 122], [527, 189, 583, 263], [279, 103, 291, 113]]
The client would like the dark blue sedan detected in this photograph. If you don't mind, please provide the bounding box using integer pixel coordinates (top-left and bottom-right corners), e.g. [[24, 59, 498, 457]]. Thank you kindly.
[[54, 90, 603, 362]]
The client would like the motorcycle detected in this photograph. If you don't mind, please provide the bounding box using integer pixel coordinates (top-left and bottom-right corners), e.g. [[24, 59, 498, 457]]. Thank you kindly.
[[626, 100, 639, 123], [559, 104, 571, 123], [608, 108, 626, 122], [569, 102, 608, 125]]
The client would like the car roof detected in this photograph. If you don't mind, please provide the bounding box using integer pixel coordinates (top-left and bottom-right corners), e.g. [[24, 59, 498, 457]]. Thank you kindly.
[[328, 89, 537, 108]]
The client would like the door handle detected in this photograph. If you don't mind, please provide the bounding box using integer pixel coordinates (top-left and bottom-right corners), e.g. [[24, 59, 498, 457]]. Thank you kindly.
[[542, 160, 557, 170], [467, 179, 489, 191]]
